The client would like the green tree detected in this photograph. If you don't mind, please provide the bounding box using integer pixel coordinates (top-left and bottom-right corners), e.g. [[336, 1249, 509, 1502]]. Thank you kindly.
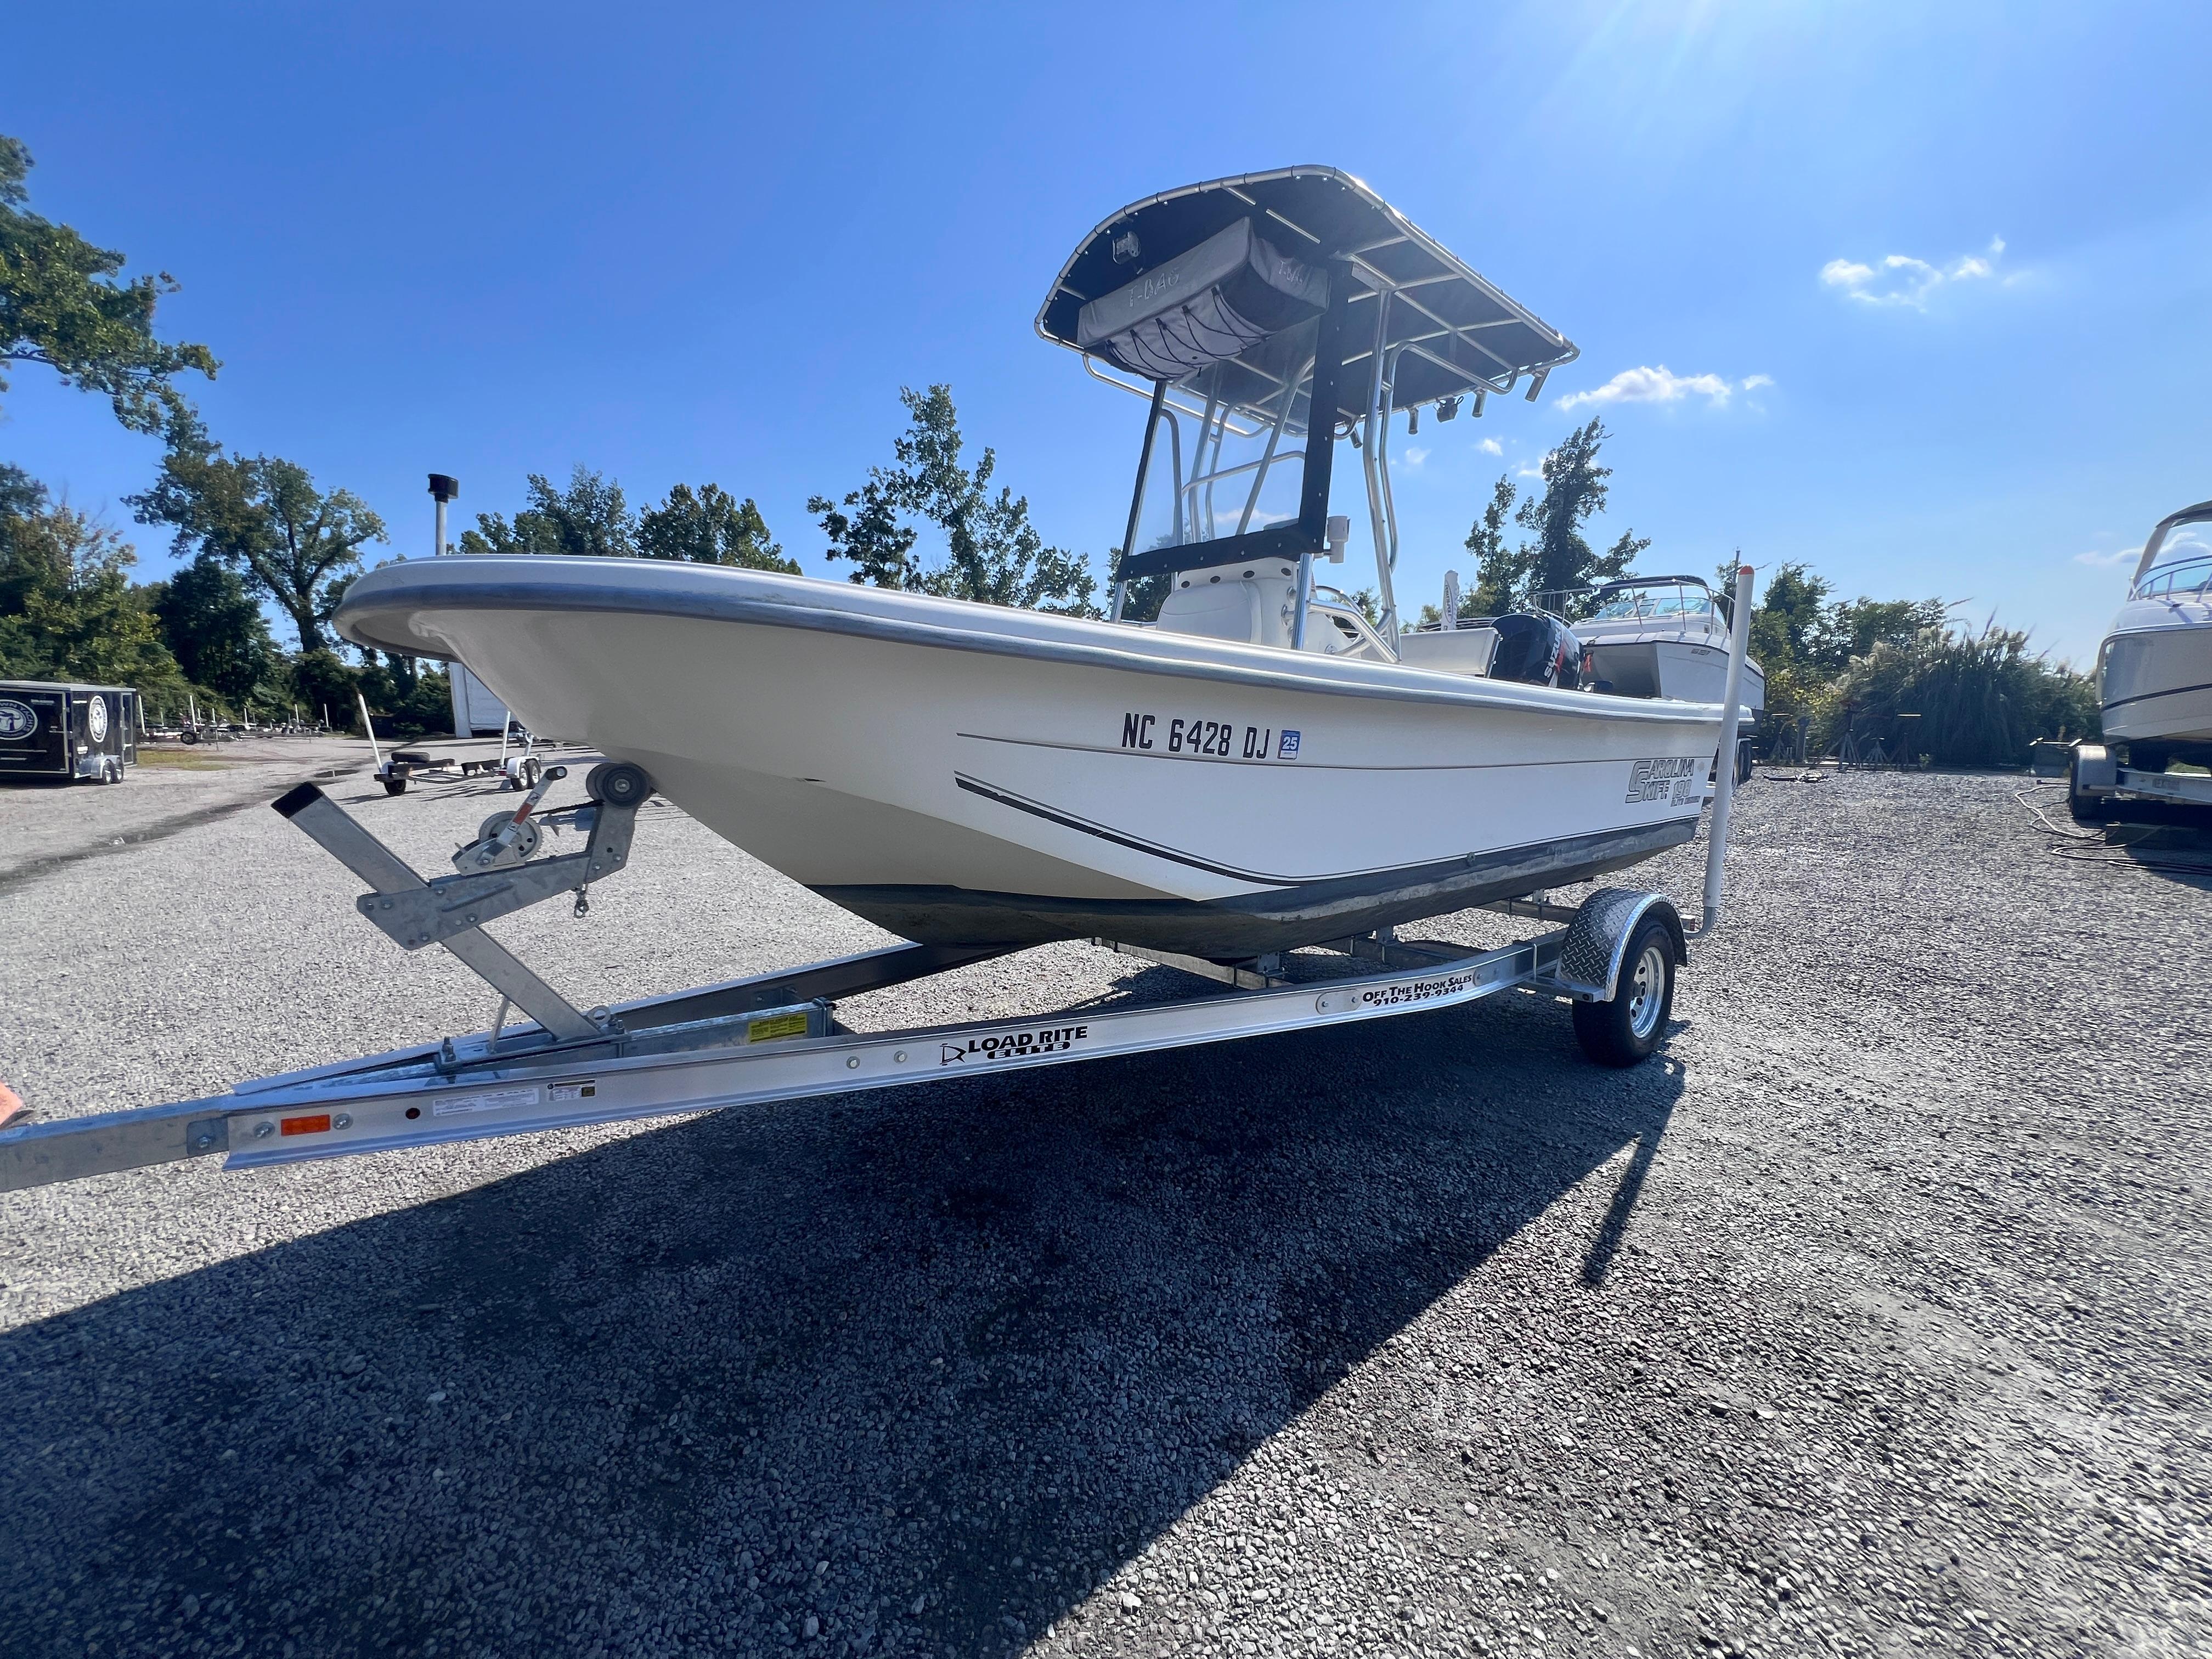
[[131, 422, 387, 652], [637, 483, 798, 571], [1515, 418, 1645, 615], [145, 551, 283, 703], [1739, 561, 1831, 670], [1823, 595, 1948, 670], [1463, 475, 1521, 617], [1457, 422, 1645, 620], [1, 136, 218, 436], [811, 385, 1098, 616], [1827, 623, 2097, 765], [0, 485, 184, 691], [460, 466, 635, 557]]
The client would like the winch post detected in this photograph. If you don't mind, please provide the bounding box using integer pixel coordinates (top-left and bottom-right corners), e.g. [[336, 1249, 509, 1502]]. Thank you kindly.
[[273, 784, 600, 1040]]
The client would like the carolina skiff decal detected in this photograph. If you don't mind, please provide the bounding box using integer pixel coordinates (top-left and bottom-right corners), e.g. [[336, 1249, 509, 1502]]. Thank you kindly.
[[1120, 712, 1299, 761], [938, 1024, 1090, 1066], [1625, 756, 1702, 806], [0, 699, 36, 740]]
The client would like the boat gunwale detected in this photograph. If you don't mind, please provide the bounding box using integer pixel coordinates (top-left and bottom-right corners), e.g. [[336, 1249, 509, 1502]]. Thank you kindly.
[[336, 563, 1731, 728]]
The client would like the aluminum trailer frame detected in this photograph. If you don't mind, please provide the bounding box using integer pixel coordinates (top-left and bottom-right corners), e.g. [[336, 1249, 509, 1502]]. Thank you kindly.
[[0, 887, 1675, 1193], [0, 566, 1757, 1195], [2067, 742, 2212, 821]]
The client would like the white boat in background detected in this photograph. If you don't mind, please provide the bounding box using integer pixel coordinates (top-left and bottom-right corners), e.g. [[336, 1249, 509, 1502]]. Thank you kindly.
[[338, 167, 1743, 956], [1577, 575, 1767, 719], [2097, 499, 2212, 772]]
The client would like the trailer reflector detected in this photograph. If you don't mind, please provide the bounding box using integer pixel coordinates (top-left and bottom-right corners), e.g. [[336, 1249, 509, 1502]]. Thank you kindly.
[[279, 1114, 332, 1137]]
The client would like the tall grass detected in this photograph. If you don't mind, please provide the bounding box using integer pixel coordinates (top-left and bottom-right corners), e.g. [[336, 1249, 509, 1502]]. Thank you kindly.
[[1820, 623, 2098, 767]]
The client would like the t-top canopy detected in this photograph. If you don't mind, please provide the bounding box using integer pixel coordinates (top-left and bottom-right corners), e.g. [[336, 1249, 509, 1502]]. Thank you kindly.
[[1075, 218, 1330, 380], [1037, 166, 1577, 428]]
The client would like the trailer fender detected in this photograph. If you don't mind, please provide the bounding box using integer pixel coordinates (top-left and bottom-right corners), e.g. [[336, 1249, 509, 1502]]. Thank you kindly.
[[2072, 743, 2117, 792], [1550, 888, 1686, 1002]]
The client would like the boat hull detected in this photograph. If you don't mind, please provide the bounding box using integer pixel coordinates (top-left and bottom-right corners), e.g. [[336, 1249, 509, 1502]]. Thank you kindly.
[[1584, 638, 1765, 719], [337, 560, 1726, 953], [2100, 602, 2212, 762]]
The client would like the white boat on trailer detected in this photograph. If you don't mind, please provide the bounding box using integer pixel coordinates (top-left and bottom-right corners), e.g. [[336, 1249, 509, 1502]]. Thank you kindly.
[[0, 167, 1762, 1195], [2069, 499, 2212, 822], [335, 168, 1738, 958]]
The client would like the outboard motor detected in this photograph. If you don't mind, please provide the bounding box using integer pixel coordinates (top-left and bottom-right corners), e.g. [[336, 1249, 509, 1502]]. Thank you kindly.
[[1488, 613, 1584, 689]]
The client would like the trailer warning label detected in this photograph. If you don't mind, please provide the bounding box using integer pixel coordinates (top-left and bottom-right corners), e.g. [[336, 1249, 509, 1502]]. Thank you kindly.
[[432, 1085, 541, 1119], [938, 1024, 1090, 1066]]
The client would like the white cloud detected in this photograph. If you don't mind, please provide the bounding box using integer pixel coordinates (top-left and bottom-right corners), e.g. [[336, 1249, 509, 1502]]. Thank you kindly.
[[1402, 445, 1430, 466], [1515, 464, 1543, 479], [1820, 237, 2006, 309], [2074, 546, 2138, 568], [1554, 365, 1765, 412], [1475, 437, 1503, 456]]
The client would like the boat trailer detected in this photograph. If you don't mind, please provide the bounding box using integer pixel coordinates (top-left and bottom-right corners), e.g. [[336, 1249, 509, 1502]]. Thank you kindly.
[[1, 572, 1757, 1196]]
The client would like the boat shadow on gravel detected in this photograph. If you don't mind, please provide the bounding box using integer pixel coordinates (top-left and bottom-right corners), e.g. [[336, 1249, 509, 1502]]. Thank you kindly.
[[0, 980, 1684, 1658]]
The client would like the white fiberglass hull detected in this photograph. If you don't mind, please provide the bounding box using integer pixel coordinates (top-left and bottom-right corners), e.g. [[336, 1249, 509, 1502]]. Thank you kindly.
[[1583, 637, 1765, 719], [336, 560, 1728, 953], [2100, 597, 2212, 760]]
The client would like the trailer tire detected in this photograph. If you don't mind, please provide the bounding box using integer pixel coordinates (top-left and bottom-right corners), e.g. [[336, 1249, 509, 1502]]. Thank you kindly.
[[2067, 749, 2107, 823], [382, 777, 408, 796], [585, 761, 652, 807], [1572, 916, 1676, 1068]]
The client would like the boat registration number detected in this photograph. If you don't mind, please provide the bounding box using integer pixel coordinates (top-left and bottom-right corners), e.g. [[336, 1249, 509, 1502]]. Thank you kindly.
[[1121, 712, 1299, 761]]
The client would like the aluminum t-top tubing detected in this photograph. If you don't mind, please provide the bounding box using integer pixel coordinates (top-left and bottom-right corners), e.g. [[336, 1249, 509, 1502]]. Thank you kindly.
[[1692, 561, 1756, 939], [1112, 380, 1169, 623]]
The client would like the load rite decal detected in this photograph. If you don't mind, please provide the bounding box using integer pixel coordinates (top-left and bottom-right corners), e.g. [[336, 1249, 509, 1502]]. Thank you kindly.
[[1624, 755, 1702, 805], [939, 1024, 1090, 1066]]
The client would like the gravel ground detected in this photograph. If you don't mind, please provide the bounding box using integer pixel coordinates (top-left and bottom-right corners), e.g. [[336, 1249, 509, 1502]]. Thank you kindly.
[[0, 736, 365, 888], [0, 763, 2207, 1659]]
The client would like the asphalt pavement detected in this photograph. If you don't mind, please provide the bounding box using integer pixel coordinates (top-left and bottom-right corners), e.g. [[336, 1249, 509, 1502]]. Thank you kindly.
[[1, 757, 2206, 1659]]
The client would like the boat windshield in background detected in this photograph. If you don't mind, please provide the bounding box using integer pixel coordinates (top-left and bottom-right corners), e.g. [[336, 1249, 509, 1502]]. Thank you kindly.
[[1588, 578, 1720, 623], [2134, 554, 2212, 600], [2127, 500, 2212, 599]]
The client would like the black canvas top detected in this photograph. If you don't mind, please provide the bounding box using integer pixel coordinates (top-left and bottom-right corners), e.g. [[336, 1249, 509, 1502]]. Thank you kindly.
[[1036, 166, 1576, 428]]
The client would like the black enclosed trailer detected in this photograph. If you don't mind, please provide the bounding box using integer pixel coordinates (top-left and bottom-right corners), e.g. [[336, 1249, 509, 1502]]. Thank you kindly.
[[0, 680, 137, 785]]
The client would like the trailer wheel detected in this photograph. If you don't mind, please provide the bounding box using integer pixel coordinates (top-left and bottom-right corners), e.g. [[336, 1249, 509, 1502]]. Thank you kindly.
[[585, 761, 652, 807], [2067, 749, 2107, 823], [1572, 916, 1676, 1068], [382, 776, 408, 796]]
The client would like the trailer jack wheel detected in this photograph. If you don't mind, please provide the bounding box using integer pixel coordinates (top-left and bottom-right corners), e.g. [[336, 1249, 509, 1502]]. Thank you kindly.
[[382, 777, 408, 796], [1572, 915, 1677, 1068]]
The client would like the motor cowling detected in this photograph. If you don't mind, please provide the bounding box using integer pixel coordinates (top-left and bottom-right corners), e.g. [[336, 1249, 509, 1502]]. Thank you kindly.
[[1489, 613, 1584, 689]]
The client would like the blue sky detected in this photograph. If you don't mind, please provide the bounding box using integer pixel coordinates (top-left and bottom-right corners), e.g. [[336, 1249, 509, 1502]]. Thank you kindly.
[[6, 1, 2208, 666]]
